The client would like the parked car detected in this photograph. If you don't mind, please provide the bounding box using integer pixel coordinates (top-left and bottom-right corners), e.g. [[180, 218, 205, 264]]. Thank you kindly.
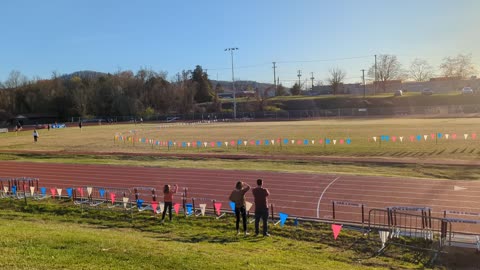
[[421, 88, 433, 95], [462, 87, 474, 95], [394, 90, 403, 96]]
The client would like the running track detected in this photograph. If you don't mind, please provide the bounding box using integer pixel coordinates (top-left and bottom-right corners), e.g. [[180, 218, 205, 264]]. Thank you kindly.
[[1, 161, 480, 230]]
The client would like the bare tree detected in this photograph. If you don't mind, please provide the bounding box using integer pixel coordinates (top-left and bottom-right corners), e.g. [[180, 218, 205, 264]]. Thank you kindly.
[[327, 68, 346, 95], [255, 86, 275, 111], [409, 58, 434, 81], [368, 54, 403, 92], [439, 53, 477, 79], [4, 70, 28, 89]]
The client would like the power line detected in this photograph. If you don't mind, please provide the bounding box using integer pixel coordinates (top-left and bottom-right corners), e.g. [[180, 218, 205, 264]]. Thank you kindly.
[[276, 55, 373, 64]]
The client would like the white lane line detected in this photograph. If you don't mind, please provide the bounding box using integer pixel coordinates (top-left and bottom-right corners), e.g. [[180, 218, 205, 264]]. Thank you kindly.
[[316, 176, 341, 218]]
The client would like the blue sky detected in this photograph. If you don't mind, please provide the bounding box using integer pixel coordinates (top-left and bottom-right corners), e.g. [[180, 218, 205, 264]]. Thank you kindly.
[[1, 0, 478, 86]]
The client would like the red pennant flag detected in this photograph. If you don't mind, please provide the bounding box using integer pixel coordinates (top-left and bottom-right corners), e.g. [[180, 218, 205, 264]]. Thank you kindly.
[[214, 202, 222, 216], [409, 135, 414, 142], [392, 136, 397, 142], [430, 133, 435, 139], [151, 202, 158, 213], [473, 133, 477, 140], [277, 138, 281, 144], [332, 224, 342, 240], [318, 139, 323, 144], [50, 188, 56, 197], [230, 140, 235, 146], [110, 193, 116, 204], [249, 140, 255, 145], [77, 188, 84, 197], [339, 139, 344, 144], [192, 141, 196, 147], [210, 142, 215, 147], [452, 133, 457, 140], [173, 203, 180, 214]]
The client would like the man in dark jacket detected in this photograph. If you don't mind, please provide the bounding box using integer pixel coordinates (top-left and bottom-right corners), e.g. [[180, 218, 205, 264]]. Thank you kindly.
[[252, 178, 270, 236]]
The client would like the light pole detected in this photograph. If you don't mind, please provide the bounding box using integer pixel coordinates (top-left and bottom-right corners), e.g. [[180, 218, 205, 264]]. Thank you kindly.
[[225, 47, 238, 119]]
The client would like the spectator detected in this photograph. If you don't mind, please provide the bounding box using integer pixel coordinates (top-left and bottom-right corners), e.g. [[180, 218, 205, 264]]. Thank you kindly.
[[252, 178, 270, 237], [33, 129, 39, 143], [162, 184, 178, 222], [78, 121, 82, 130], [229, 181, 251, 236]]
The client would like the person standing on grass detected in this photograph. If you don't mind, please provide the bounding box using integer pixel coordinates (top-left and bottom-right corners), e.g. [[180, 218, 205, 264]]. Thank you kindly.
[[33, 129, 39, 143], [229, 181, 251, 236], [252, 178, 270, 237], [162, 184, 178, 222]]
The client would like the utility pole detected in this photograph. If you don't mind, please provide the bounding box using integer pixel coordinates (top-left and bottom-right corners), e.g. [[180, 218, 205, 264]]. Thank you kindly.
[[361, 69, 366, 98], [297, 70, 302, 86], [272, 62, 277, 93], [310, 72, 315, 91], [374, 54, 377, 96]]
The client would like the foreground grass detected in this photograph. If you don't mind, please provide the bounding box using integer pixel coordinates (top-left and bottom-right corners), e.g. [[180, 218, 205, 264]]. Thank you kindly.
[[1, 152, 480, 180], [0, 199, 442, 270]]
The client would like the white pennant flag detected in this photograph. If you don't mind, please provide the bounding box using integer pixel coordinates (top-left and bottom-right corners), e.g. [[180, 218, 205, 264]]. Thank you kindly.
[[243, 140, 247, 146], [30, 186, 35, 196], [122, 197, 129, 208], [464, 134, 469, 140], [3, 186, 8, 193], [245, 201, 253, 212], [203, 142, 208, 147], [187, 142, 191, 147], [445, 134, 449, 139], [399, 136, 404, 142], [57, 188, 62, 198], [379, 231, 390, 248], [224, 141, 229, 146], [271, 139, 275, 145], [173, 142, 177, 146], [311, 140, 315, 145], [199, 203, 207, 216], [333, 140, 337, 145], [159, 202, 165, 213], [373, 136, 377, 142], [291, 139, 295, 144], [424, 135, 428, 141], [87, 187, 93, 196]]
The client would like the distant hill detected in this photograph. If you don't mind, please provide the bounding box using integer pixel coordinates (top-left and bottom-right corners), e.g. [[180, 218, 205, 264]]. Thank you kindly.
[[210, 80, 278, 92], [60, 70, 108, 80]]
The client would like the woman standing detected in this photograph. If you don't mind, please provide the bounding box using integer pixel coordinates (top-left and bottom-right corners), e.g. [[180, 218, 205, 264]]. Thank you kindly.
[[229, 181, 251, 235], [33, 129, 39, 143], [162, 184, 178, 222]]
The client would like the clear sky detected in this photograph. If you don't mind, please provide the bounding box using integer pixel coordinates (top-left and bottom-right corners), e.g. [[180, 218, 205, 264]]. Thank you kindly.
[[1, 0, 479, 86]]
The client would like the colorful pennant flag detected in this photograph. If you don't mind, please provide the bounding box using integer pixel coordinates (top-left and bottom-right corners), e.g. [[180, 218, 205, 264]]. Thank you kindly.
[[245, 201, 253, 212], [229, 201, 236, 213], [186, 203, 193, 215], [110, 193, 116, 204], [279, 212, 288, 227], [151, 202, 158, 213], [30, 186, 35, 196], [332, 224, 342, 240], [199, 203, 207, 216], [214, 202, 222, 216], [173, 203, 180, 214]]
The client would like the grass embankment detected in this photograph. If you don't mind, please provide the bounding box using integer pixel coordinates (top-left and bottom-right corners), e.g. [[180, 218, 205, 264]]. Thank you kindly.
[[1, 152, 480, 180], [0, 199, 440, 270]]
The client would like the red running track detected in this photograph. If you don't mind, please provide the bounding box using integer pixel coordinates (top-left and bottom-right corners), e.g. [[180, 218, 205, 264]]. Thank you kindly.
[[1, 161, 480, 231]]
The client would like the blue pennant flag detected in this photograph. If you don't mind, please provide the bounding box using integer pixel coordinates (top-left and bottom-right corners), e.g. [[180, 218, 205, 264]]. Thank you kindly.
[[168, 141, 173, 146], [186, 203, 193, 215], [11, 186, 16, 194], [265, 140, 270, 145], [346, 138, 351, 145], [279, 212, 288, 227], [182, 142, 186, 147], [437, 133, 442, 138], [283, 139, 289, 144], [66, 188, 73, 198], [40, 187, 47, 196], [99, 189, 105, 198], [136, 199, 144, 208], [196, 141, 201, 147], [229, 201, 236, 213], [237, 140, 242, 145], [416, 135, 422, 141], [304, 139, 309, 145], [255, 140, 260, 146], [385, 135, 390, 141], [380, 135, 385, 141], [217, 141, 222, 147], [325, 139, 331, 144]]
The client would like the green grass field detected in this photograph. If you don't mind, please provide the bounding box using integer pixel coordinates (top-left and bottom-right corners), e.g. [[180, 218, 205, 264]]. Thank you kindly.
[[1, 118, 479, 161], [0, 199, 444, 270], [1, 118, 480, 179]]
